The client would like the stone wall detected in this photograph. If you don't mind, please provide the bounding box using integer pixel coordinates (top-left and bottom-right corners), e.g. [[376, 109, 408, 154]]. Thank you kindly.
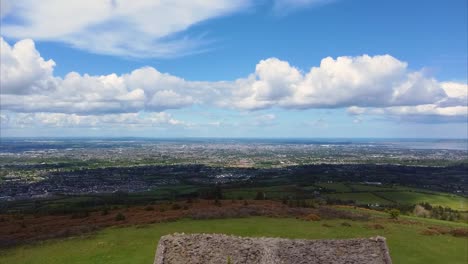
[[154, 233, 392, 264]]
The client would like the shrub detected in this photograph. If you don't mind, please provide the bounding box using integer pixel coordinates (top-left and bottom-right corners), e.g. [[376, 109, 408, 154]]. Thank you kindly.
[[388, 209, 400, 219], [255, 191, 266, 200], [71, 211, 89, 219], [101, 208, 109, 215], [115, 212, 126, 221], [413, 205, 430, 218], [450, 228, 468, 237], [303, 213, 321, 221], [171, 203, 181, 210], [145, 205, 155, 211], [421, 229, 440, 236], [214, 199, 222, 207]]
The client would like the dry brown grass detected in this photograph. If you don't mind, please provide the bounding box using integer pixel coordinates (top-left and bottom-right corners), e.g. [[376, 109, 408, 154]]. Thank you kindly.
[[420, 226, 467, 237], [421, 229, 441, 236], [0, 200, 381, 247], [365, 223, 385, 230], [450, 228, 468, 237], [302, 214, 321, 221], [0, 200, 311, 246]]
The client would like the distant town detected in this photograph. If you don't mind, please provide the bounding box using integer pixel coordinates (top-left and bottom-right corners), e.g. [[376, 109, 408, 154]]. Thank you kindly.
[[1, 138, 466, 202]]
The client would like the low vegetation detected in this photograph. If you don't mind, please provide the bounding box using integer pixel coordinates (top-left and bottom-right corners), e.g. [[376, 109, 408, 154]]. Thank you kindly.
[[0, 215, 466, 264]]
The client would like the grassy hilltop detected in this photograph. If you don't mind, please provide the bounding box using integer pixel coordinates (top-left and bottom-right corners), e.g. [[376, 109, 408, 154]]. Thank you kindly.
[[1, 207, 466, 264]]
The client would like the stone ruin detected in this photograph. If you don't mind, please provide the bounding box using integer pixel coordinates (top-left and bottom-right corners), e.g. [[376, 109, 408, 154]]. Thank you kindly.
[[154, 233, 392, 264]]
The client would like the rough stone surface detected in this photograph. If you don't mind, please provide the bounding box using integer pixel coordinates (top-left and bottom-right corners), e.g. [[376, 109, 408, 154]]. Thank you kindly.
[[154, 233, 392, 264]]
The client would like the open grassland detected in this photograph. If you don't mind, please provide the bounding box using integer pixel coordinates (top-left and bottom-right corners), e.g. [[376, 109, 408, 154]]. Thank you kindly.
[[316, 182, 352, 192], [223, 183, 467, 211], [223, 185, 298, 200], [378, 191, 467, 211], [323, 192, 393, 205], [5, 182, 466, 216], [0, 216, 466, 264], [313, 183, 467, 210]]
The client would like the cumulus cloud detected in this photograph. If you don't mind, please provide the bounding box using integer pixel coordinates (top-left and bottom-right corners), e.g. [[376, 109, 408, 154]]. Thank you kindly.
[[226, 55, 448, 110], [0, 37, 56, 94], [347, 82, 467, 122], [0, 0, 249, 58], [1, 37, 466, 123]]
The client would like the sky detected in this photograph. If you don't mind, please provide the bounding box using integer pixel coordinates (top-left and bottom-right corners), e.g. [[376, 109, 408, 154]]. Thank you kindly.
[[0, 0, 467, 138]]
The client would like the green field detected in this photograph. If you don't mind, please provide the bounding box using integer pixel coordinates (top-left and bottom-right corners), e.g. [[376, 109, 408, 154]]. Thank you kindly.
[[348, 184, 395, 192], [1, 217, 466, 264], [223, 185, 298, 200], [316, 182, 352, 192], [312, 183, 468, 211], [378, 191, 468, 211], [324, 192, 393, 205]]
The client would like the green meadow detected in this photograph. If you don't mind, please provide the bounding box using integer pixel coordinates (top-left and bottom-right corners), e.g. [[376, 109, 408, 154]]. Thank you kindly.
[[1, 216, 466, 264], [223, 182, 468, 211]]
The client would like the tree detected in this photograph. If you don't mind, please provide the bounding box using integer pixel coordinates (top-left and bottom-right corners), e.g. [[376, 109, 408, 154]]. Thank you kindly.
[[389, 209, 400, 219], [255, 191, 265, 200], [115, 212, 126, 221]]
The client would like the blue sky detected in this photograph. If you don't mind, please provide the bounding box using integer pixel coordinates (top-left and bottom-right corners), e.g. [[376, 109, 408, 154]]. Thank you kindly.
[[0, 0, 467, 138]]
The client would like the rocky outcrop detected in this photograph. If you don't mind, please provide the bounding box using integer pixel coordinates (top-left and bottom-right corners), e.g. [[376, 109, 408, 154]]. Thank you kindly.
[[154, 233, 392, 264]]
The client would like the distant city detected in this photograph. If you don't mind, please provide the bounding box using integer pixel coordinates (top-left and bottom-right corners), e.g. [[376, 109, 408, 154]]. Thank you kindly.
[[1, 138, 466, 201]]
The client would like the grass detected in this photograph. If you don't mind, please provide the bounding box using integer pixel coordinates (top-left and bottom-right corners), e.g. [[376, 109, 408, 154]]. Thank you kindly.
[[378, 191, 468, 211], [348, 184, 395, 192], [223, 185, 298, 200], [324, 192, 393, 205], [0, 217, 466, 264], [316, 182, 352, 192], [222, 182, 468, 211], [313, 183, 468, 211]]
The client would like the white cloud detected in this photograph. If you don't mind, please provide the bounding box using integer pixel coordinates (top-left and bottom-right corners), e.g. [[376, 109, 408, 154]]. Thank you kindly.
[[441, 82, 468, 99], [438, 82, 468, 107], [0, 37, 56, 94], [347, 81, 467, 122], [226, 55, 448, 110], [0, 112, 187, 129], [348, 105, 467, 117], [0, 0, 249, 58], [1, 37, 466, 124]]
